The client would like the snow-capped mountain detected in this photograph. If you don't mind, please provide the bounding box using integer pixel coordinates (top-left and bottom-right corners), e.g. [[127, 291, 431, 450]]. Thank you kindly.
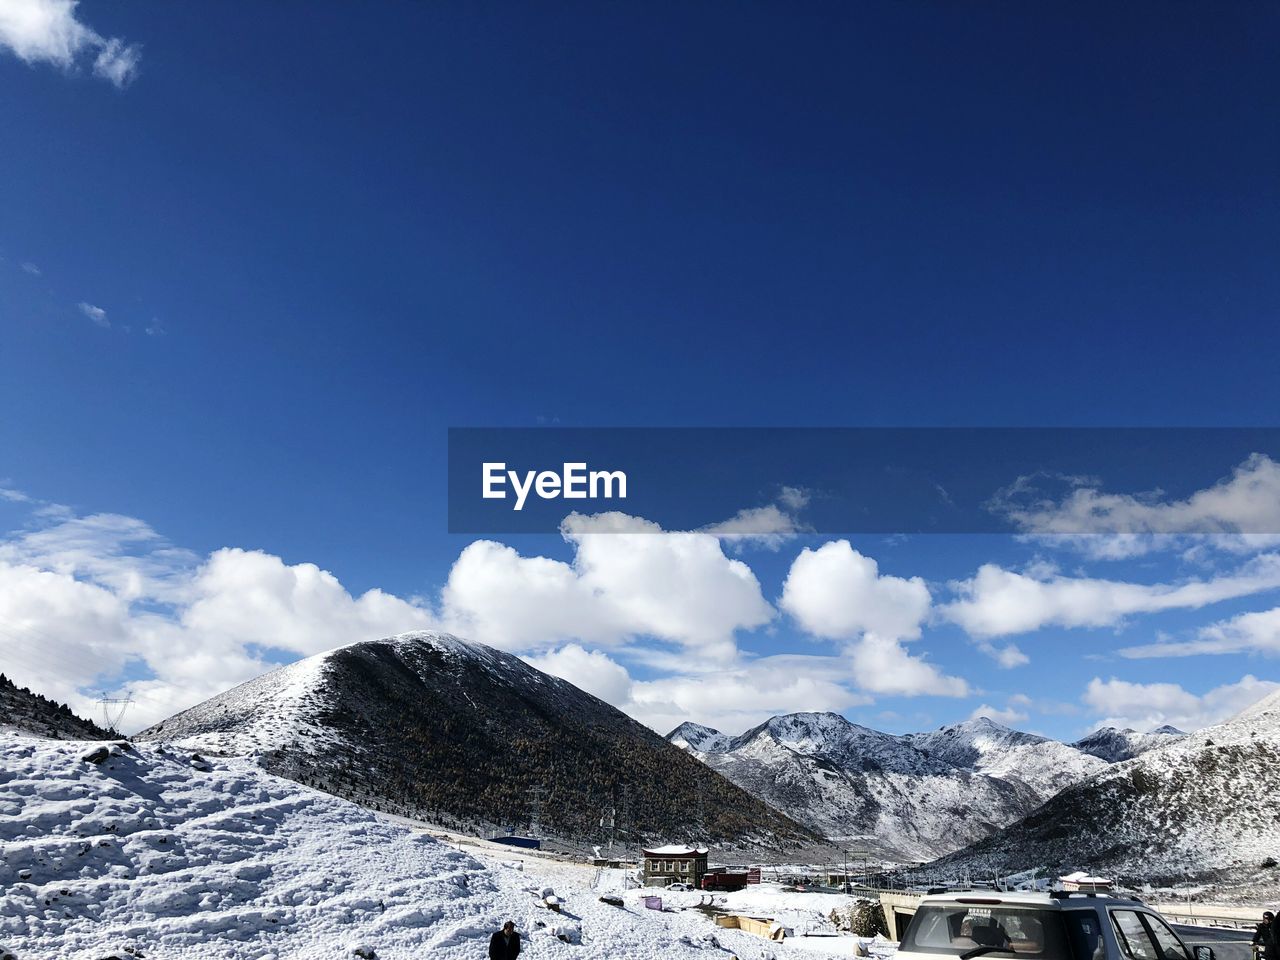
[[907, 717, 1107, 799], [1071, 724, 1186, 763], [933, 690, 1280, 890], [139, 632, 816, 847], [666, 721, 731, 754], [667, 712, 1105, 861], [0, 672, 110, 740]]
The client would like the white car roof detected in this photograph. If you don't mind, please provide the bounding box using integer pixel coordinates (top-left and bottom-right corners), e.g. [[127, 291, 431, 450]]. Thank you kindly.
[[919, 891, 1139, 910]]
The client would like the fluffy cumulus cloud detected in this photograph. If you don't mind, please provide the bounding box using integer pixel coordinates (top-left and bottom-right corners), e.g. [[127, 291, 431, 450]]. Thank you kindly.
[[442, 511, 773, 661], [0, 0, 141, 86], [1082, 675, 1280, 733], [942, 554, 1280, 638], [0, 508, 434, 730], [780, 540, 967, 697], [520, 644, 634, 707]]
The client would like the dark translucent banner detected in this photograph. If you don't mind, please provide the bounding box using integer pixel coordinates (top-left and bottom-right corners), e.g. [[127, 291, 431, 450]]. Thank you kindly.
[[447, 427, 1280, 535]]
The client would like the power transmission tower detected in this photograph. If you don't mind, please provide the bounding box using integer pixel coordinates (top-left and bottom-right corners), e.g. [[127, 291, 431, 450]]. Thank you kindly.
[[528, 785, 546, 838], [98, 691, 133, 734]]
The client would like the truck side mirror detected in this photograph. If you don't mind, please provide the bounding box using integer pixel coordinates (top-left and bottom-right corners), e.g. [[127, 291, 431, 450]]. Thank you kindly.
[[1194, 946, 1215, 960]]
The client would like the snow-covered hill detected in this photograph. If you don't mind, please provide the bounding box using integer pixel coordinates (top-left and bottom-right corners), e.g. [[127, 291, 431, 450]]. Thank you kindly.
[[1070, 724, 1185, 763], [0, 731, 851, 960], [668, 713, 1106, 861], [0, 672, 110, 740], [138, 632, 817, 847], [933, 691, 1280, 891]]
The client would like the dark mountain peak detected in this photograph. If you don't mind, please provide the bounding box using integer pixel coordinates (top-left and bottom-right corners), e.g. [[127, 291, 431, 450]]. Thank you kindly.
[[1151, 724, 1185, 736], [140, 633, 816, 848]]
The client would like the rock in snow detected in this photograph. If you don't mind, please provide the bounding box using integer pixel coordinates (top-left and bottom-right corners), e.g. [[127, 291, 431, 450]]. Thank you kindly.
[[0, 731, 846, 960]]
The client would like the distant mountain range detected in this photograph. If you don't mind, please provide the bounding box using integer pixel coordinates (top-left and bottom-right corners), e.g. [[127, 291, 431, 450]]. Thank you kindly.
[[0, 672, 111, 740], [667, 712, 1185, 861], [933, 690, 1280, 889], [137, 632, 818, 849]]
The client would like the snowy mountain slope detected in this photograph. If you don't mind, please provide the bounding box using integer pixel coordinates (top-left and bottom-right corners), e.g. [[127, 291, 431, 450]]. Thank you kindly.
[[0, 731, 851, 960], [907, 717, 1107, 799], [1071, 724, 1186, 763], [139, 632, 817, 847], [668, 712, 1105, 861], [0, 672, 110, 740], [932, 690, 1280, 889]]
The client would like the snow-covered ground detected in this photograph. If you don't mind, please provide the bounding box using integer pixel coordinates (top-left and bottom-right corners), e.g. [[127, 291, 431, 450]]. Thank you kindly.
[[0, 732, 864, 959]]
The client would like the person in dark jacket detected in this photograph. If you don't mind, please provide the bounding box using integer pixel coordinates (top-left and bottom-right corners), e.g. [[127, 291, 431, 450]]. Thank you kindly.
[[1253, 911, 1274, 960], [489, 921, 521, 960]]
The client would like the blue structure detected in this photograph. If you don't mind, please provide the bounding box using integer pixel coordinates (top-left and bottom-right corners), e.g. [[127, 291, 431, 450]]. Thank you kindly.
[[492, 835, 541, 851]]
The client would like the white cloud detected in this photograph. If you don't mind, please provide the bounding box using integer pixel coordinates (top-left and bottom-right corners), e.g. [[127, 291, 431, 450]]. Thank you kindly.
[[973, 639, 1030, 668], [627, 653, 872, 734], [943, 554, 1280, 638], [778, 486, 810, 511], [994, 455, 1280, 558], [1119, 605, 1280, 660], [0, 511, 435, 730], [521, 644, 633, 706], [20, 261, 40, 276], [781, 540, 930, 641], [1082, 675, 1280, 733], [443, 512, 774, 661], [701, 488, 812, 550], [968, 702, 1029, 726], [702, 504, 803, 550], [848, 634, 968, 697], [0, 0, 140, 86], [78, 301, 109, 327], [781, 541, 967, 697]]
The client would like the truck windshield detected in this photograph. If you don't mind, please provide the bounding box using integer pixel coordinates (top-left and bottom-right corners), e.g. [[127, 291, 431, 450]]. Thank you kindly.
[[902, 905, 1073, 960]]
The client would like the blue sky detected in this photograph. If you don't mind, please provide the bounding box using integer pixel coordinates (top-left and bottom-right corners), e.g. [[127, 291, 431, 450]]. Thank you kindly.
[[2, 1, 1279, 738]]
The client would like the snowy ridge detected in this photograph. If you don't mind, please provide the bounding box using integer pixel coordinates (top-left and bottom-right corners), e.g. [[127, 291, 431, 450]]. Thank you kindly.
[[140, 645, 339, 756], [934, 691, 1280, 892], [1071, 725, 1186, 763], [668, 712, 1106, 860], [0, 731, 848, 960]]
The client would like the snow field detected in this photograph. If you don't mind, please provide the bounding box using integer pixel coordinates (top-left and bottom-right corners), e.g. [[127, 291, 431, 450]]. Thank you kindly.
[[0, 733, 857, 959]]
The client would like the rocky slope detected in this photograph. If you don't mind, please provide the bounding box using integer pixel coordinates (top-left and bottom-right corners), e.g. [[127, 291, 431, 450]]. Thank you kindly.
[[0, 672, 111, 740], [138, 633, 817, 849], [668, 712, 1107, 861], [932, 691, 1280, 889]]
